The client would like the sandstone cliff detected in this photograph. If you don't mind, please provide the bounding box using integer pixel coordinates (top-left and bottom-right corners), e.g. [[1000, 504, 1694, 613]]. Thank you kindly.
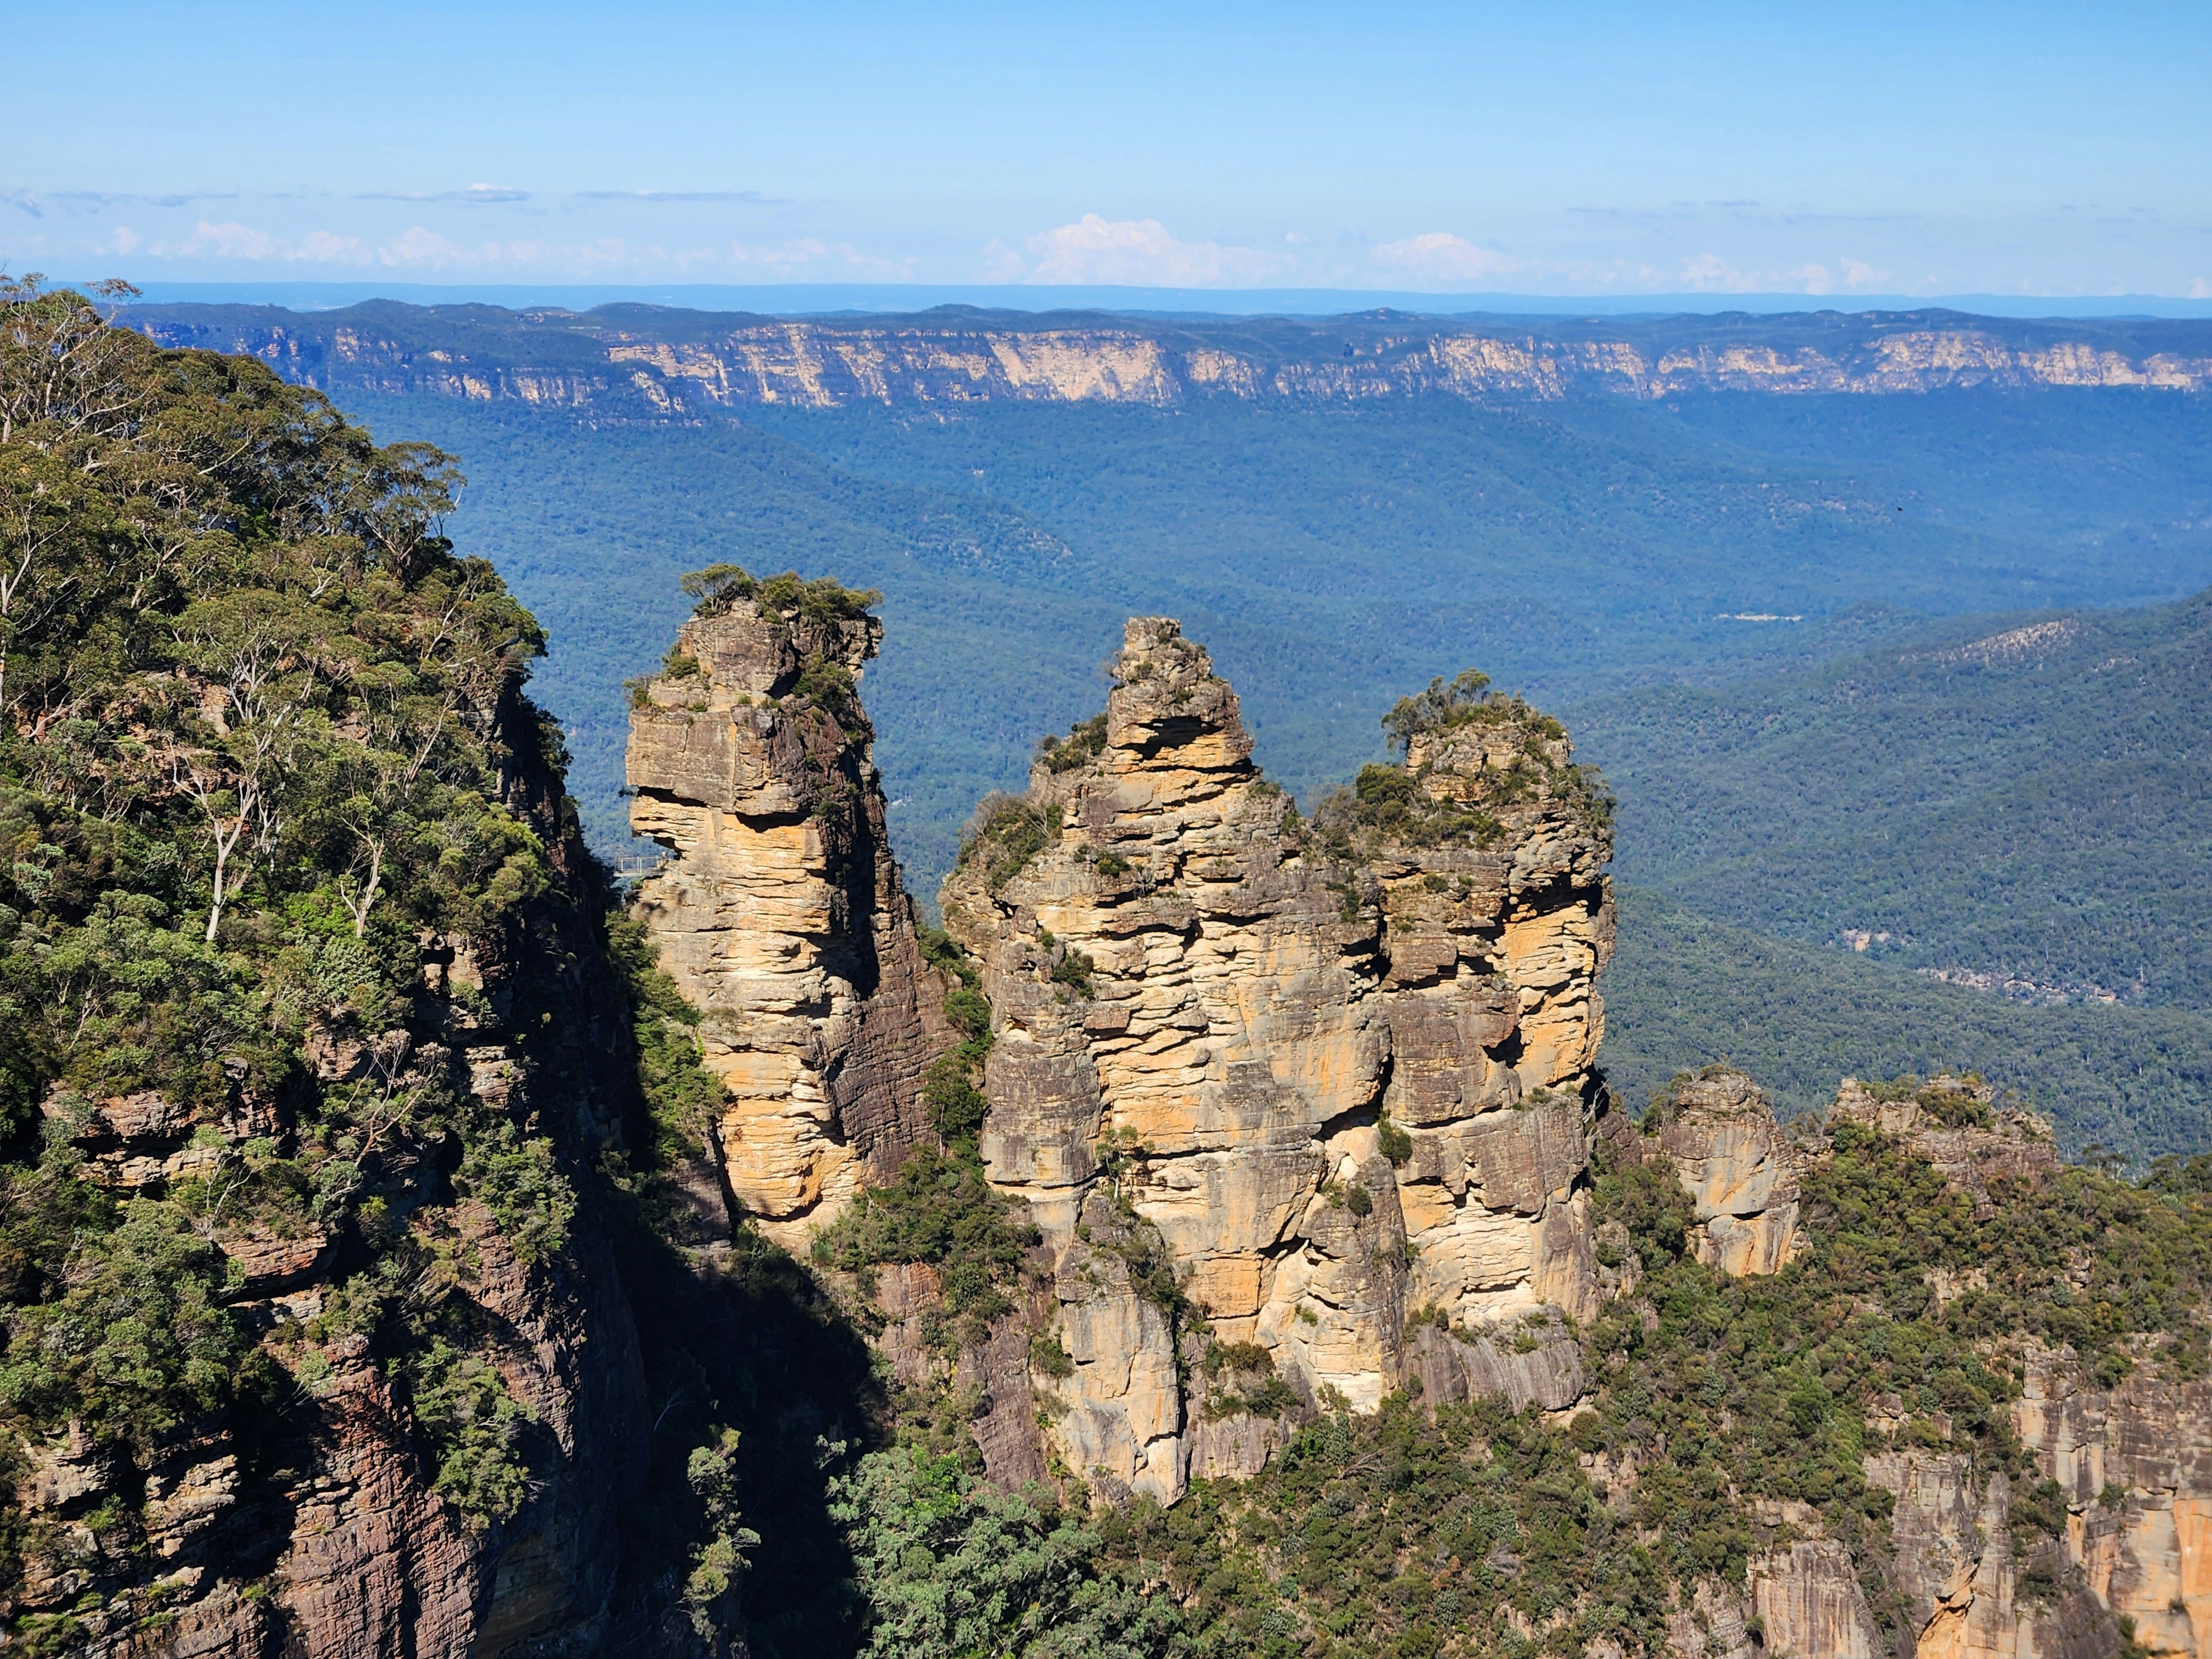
[[1651, 1067, 1805, 1275], [131, 305, 2212, 416], [625, 594, 943, 1246], [1641, 1074, 2199, 1659], [937, 619, 1613, 1500]]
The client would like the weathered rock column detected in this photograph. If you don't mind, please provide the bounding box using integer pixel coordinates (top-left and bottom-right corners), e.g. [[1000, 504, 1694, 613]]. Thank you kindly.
[[941, 618, 1615, 1500], [627, 603, 940, 1246]]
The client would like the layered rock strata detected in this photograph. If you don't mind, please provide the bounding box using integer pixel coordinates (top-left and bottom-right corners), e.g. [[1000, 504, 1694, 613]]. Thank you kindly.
[[627, 605, 942, 1245], [137, 310, 2212, 415], [1652, 1067, 1805, 1275], [939, 618, 1613, 1500]]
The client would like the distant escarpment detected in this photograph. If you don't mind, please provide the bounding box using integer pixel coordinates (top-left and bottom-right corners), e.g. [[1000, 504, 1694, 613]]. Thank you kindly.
[[127, 301, 2212, 415], [936, 622, 1615, 1501]]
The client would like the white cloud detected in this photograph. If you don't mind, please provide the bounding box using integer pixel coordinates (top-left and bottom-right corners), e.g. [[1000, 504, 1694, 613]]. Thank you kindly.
[[151, 220, 279, 260], [1685, 252, 1892, 295], [728, 237, 911, 279], [294, 229, 369, 264], [1678, 252, 1750, 291], [2190, 278, 2211, 300], [1368, 232, 1520, 283], [357, 184, 531, 204], [378, 226, 461, 265], [992, 215, 1292, 286]]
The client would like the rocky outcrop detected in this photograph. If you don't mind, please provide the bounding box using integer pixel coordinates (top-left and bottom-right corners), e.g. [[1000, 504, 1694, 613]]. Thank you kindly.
[[626, 602, 942, 1245], [131, 306, 2212, 418], [1639, 1073, 2180, 1659], [1829, 1073, 2059, 1213], [1652, 1068, 1804, 1276], [2019, 1353, 2212, 1659], [939, 618, 1613, 1500], [1751, 1537, 1888, 1659]]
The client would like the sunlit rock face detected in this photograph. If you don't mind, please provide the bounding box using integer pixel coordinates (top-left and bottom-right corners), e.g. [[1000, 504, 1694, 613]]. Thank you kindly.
[[1652, 1067, 1806, 1277], [627, 606, 941, 1246], [941, 618, 1613, 1501]]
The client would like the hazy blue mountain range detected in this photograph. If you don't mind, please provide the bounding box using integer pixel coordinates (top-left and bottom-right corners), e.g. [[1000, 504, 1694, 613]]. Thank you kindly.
[[126, 299, 2212, 1152], [101, 281, 2212, 317]]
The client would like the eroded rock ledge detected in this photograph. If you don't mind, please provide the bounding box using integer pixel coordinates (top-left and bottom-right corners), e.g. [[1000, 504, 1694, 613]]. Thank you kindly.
[[940, 618, 1614, 1500], [626, 604, 942, 1245]]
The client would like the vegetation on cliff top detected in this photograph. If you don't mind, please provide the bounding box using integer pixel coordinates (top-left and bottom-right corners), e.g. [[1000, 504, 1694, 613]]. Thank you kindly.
[[680, 559, 882, 625], [0, 279, 587, 1623], [1310, 667, 1614, 856]]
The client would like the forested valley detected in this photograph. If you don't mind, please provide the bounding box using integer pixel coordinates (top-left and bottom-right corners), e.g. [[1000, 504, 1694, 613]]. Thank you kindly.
[[7, 284, 2212, 1657]]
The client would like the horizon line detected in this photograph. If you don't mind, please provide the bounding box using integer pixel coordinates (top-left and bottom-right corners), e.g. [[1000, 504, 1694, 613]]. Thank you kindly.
[[69, 277, 2212, 323]]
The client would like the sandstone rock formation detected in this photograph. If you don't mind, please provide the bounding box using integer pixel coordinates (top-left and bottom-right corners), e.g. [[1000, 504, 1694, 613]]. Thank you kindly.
[[1639, 1074, 2179, 1659], [938, 619, 1613, 1500], [1830, 1072, 2059, 1213], [1651, 1067, 1804, 1276], [2020, 1352, 2212, 1659], [627, 599, 942, 1245]]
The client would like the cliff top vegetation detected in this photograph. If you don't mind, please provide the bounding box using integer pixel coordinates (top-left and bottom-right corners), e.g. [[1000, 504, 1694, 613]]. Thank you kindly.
[[680, 560, 881, 625], [0, 278, 592, 1622]]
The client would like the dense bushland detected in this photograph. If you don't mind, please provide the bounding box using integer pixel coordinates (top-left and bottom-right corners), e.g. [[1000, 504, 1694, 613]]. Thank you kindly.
[[0, 277, 607, 1633]]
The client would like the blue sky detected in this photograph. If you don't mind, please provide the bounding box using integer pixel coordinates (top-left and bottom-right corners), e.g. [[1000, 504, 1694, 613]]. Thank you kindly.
[[8, 0, 2209, 297]]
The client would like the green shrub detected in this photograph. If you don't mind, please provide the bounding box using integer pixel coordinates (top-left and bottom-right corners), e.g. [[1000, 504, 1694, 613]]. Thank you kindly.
[[957, 795, 1060, 893], [753, 570, 882, 623], [457, 1119, 576, 1266], [923, 1053, 989, 1145], [828, 1446, 1182, 1659], [943, 987, 991, 1041], [1029, 1331, 1075, 1379], [399, 1337, 536, 1528], [1037, 712, 1109, 774], [795, 651, 865, 734], [917, 925, 980, 988], [822, 1146, 1037, 1342], [1050, 947, 1097, 998], [0, 1191, 247, 1454], [680, 562, 758, 617]]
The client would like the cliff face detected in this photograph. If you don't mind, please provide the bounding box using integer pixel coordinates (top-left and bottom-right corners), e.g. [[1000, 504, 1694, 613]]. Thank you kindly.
[[624, 604, 941, 1245], [1647, 1076, 2212, 1659], [1652, 1069, 1805, 1275], [13, 690, 655, 1659], [937, 619, 1611, 1500], [129, 305, 2212, 416]]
